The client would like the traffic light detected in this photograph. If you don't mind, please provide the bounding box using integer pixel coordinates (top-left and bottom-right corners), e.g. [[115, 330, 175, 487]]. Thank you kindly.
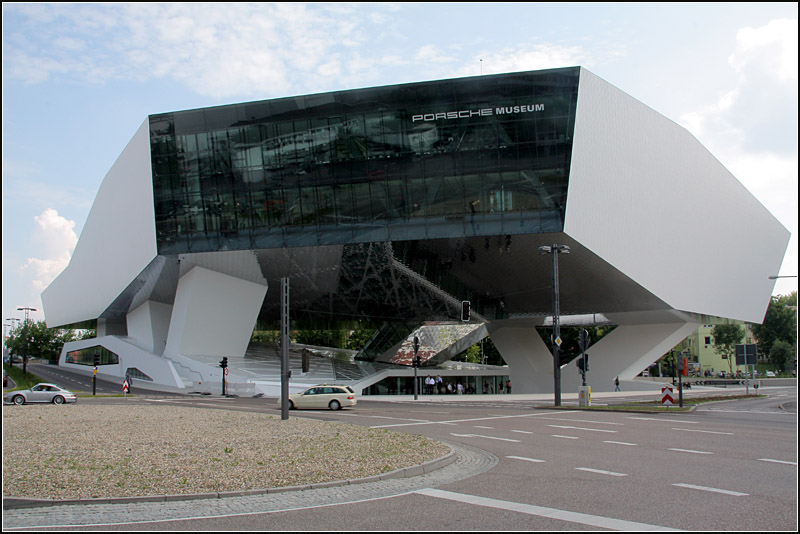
[[461, 300, 471, 322], [94, 353, 101, 367], [584, 353, 589, 371], [219, 357, 228, 369], [576, 357, 584, 372], [681, 357, 688, 376], [576, 353, 589, 372], [414, 355, 422, 368]]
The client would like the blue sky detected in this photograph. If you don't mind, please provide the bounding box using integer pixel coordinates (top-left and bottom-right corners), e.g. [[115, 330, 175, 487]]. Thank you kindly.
[[2, 2, 797, 327]]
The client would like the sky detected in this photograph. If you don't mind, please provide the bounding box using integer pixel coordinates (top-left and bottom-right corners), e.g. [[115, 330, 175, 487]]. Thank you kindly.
[[2, 2, 797, 328]]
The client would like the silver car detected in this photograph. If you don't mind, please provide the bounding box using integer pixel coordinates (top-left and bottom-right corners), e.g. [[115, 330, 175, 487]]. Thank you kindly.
[[3, 383, 78, 405]]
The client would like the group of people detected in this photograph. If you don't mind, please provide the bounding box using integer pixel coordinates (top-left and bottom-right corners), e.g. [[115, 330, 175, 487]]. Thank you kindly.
[[423, 376, 511, 395]]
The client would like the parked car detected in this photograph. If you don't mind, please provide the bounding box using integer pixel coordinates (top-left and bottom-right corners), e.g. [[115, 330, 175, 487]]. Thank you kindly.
[[277, 384, 356, 411], [3, 383, 78, 405], [765, 371, 776, 377]]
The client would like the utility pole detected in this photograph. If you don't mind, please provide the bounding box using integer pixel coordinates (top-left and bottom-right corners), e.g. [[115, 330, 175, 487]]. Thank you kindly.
[[280, 277, 291, 420], [539, 245, 570, 406]]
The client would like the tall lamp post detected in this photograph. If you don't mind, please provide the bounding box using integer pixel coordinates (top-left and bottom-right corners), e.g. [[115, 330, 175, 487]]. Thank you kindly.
[[539, 244, 570, 406], [17, 307, 37, 375]]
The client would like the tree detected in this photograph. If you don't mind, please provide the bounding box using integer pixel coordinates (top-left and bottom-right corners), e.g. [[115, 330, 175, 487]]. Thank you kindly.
[[769, 340, 793, 373], [5, 321, 78, 369], [712, 323, 744, 376], [751, 292, 797, 358]]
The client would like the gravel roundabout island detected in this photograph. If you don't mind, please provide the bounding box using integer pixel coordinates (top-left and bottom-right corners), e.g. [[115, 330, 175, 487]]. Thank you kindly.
[[2, 404, 450, 501]]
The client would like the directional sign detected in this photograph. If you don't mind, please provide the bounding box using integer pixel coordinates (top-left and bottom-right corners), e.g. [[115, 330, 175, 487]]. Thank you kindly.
[[122, 380, 130, 393], [661, 386, 674, 406]]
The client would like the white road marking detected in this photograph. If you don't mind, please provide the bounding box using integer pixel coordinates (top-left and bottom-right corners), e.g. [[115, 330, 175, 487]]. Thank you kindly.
[[370, 410, 579, 429], [552, 435, 579, 439], [628, 416, 698, 424], [758, 458, 797, 466], [575, 467, 628, 477], [603, 440, 638, 446], [474, 426, 494, 429], [667, 448, 713, 455], [671, 428, 733, 435], [672, 483, 748, 497], [510, 430, 533, 434], [548, 425, 617, 433], [415, 488, 681, 531], [538, 417, 624, 426], [506, 455, 546, 463], [450, 433, 521, 442]]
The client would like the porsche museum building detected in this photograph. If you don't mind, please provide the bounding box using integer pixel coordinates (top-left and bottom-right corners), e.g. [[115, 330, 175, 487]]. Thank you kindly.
[[42, 67, 790, 395]]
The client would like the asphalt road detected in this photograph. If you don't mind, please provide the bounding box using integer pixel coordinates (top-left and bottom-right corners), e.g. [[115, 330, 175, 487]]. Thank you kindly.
[[3, 365, 797, 531]]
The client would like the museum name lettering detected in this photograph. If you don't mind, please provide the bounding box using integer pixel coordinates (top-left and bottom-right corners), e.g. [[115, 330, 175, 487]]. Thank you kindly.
[[412, 104, 545, 122]]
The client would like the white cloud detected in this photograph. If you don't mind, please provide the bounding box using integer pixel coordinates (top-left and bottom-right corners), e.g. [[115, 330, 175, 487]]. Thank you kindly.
[[21, 209, 77, 293], [3, 3, 398, 99], [460, 43, 593, 77], [729, 18, 798, 82]]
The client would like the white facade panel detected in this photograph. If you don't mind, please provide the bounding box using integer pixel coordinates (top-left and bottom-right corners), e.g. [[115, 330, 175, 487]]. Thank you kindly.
[[41, 120, 158, 326], [566, 68, 790, 323]]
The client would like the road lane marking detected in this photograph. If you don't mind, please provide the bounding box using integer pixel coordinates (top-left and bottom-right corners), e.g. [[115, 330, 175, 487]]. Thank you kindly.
[[548, 425, 617, 433], [511, 430, 533, 434], [474, 426, 494, 429], [672, 483, 748, 497], [370, 410, 579, 429], [575, 467, 628, 477], [538, 417, 624, 426], [667, 448, 713, 455], [603, 441, 637, 446], [450, 433, 521, 442], [628, 417, 698, 424], [415, 488, 681, 531], [507, 455, 546, 463], [671, 428, 733, 435], [552, 435, 579, 439], [758, 458, 797, 465]]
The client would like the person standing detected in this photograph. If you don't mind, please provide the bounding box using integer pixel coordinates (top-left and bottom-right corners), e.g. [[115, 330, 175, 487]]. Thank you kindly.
[[506, 379, 511, 394]]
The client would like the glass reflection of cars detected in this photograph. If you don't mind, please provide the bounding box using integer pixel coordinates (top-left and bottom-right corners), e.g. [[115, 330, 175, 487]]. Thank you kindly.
[[3, 383, 78, 405]]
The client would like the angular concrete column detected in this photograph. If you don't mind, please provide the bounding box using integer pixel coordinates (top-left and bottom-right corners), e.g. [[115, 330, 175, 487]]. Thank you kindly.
[[164, 266, 267, 360], [488, 320, 554, 394], [489, 317, 699, 394], [560, 321, 699, 392]]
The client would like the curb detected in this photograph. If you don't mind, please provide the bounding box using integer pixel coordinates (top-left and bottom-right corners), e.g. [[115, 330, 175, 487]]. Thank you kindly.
[[3, 446, 456, 510]]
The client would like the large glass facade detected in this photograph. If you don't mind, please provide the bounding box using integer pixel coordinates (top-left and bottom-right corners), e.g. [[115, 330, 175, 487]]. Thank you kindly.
[[150, 68, 579, 254]]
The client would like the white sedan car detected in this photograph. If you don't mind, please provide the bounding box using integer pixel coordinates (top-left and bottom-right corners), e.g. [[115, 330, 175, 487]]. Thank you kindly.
[[278, 384, 356, 411]]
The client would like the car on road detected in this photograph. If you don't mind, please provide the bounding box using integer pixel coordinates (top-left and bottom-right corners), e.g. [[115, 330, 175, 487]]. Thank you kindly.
[[3, 383, 78, 405], [765, 370, 776, 377], [277, 384, 356, 411]]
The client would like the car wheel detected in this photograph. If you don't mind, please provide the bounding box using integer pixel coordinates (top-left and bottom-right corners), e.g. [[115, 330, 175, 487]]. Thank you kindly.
[[329, 400, 341, 411], [52, 395, 65, 405], [13, 395, 25, 405], [288, 400, 295, 410]]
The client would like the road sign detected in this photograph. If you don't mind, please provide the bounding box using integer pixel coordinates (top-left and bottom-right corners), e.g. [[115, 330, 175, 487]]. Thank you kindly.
[[735, 344, 757, 366], [555, 336, 562, 346], [223, 367, 228, 376], [661, 386, 674, 406], [122, 380, 129, 393]]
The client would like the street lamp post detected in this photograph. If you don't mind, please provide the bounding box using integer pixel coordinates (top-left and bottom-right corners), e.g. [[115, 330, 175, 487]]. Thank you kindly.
[[539, 244, 570, 406], [17, 307, 37, 375]]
